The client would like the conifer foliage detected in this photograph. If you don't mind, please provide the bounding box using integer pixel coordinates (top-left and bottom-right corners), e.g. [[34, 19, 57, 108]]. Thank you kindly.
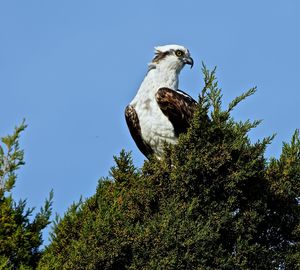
[[0, 122, 53, 270], [39, 66, 300, 269]]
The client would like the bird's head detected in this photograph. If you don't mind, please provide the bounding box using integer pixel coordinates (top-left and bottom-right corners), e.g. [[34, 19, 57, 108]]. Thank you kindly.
[[150, 44, 193, 72]]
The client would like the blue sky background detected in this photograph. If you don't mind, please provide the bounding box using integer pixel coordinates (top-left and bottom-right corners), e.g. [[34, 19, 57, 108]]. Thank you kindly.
[[0, 1, 299, 244]]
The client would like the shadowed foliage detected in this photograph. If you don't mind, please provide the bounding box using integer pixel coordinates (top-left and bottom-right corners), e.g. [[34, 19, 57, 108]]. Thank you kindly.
[[38, 66, 300, 269], [0, 122, 53, 270]]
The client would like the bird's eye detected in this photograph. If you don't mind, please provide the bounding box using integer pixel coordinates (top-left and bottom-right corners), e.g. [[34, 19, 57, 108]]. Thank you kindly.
[[175, 50, 184, 57]]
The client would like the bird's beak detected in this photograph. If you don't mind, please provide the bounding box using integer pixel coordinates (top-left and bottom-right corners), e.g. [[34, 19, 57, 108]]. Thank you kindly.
[[184, 56, 194, 68]]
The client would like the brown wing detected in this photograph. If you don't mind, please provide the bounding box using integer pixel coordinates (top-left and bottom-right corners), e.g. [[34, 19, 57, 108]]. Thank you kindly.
[[155, 88, 197, 137], [125, 105, 154, 159]]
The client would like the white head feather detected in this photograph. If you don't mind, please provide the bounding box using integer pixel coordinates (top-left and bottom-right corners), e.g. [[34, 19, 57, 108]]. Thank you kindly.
[[154, 44, 189, 54], [149, 44, 193, 73]]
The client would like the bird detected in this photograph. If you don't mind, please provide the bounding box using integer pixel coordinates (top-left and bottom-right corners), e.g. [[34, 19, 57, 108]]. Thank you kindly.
[[125, 44, 197, 159]]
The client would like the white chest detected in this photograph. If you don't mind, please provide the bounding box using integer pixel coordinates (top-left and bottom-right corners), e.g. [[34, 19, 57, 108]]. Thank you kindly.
[[134, 96, 177, 156], [130, 68, 179, 156]]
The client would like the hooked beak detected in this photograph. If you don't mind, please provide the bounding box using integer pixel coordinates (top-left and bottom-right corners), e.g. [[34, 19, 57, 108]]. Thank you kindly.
[[183, 56, 194, 68]]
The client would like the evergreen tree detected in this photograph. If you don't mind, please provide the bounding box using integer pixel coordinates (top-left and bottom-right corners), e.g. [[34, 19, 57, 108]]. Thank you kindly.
[[38, 66, 300, 269], [0, 122, 53, 270]]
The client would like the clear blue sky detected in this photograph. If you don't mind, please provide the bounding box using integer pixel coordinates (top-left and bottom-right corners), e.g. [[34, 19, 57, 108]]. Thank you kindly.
[[1, 1, 299, 244]]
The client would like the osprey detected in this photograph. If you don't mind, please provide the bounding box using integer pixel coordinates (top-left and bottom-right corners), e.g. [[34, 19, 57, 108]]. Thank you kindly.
[[125, 44, 197, 159]]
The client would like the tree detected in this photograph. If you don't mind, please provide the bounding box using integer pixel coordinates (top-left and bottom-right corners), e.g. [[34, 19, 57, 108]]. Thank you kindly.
[[38, 66, 300, 269], [0, 122, 53, 270]]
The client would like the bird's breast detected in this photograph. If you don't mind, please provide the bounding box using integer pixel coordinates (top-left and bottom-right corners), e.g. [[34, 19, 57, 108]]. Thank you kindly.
[[134, 96, 177, 157], [129, 68, 179, 156]]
